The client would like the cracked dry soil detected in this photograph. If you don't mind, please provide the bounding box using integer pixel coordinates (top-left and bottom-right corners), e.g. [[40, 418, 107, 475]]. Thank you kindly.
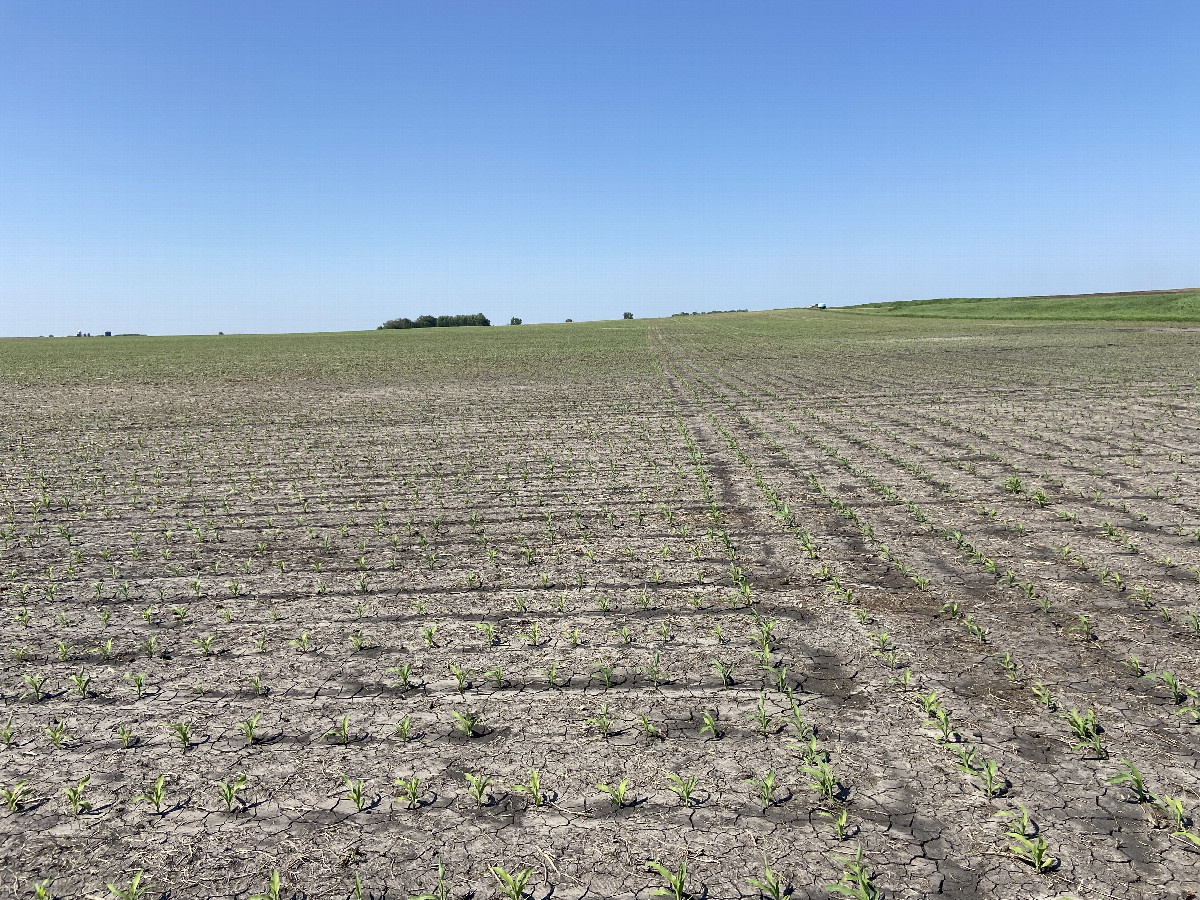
[[2, 315, 1200, 900]]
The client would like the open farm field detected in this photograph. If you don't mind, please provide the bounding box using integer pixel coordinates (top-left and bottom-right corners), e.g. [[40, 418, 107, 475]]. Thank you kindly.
[[3, 311, 1200, 900]]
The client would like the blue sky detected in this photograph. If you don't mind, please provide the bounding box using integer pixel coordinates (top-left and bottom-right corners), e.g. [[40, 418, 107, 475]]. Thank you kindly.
[[1, 1, 1198, 335]]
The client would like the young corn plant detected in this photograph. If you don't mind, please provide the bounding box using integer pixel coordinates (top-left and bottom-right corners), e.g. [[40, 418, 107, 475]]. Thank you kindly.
[[449, 709, 482, 738], [247, 869, 282, 900], [2, 780, 30, 811], [133, 775, 168, 814], [1153, 793, 1188, 832], [165, 720, 194, 751], [1108, 760, 1152, 803], [393, 716, 414, 742], [216, 773, 248, 812], [586, 704, 614, 738], [408, 858, 450, 900], [323, 715, 353, 745], [46, 721, 70, 748], [712, 658, 734, 687], [978, 758, 1004, 797], [699, 711, 721, 740], [597, 777, 631, 808], [490, 867, 532, 900], [802, 761, 839, 802], [63, 774, 92, 815], [106, 871, 151, 900], [1065, 708, 1105, 758], [664, 772, 697, 806], [344, 775, 370, 812], [746, 854, 785, 900], [238, 712, 262, 746], [819, 806, 850, 840], [1009, 834, 1057, 873], [747, 770, 778, 809], [465, 772, 493, 807], [750, 695, 771, 735], [645, 859, 687, 900], [825, 845, 878, 900], [395, 775, 421, 810], [513, 769, 543, 807]]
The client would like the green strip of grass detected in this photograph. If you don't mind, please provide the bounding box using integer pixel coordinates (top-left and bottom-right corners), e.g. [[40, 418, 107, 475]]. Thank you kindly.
[[845, 289, 1200, 321]]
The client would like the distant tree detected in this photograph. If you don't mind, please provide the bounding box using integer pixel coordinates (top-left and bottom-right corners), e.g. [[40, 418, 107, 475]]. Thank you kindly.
[[509, 317, 522, 326], [565, 318, 573, 323], [379, 312, 490, 329], [623, 312, 633, 319]]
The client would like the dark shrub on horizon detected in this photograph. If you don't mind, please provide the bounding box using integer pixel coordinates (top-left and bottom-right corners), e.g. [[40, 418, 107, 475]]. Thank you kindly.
[[379, 313, 490, 330]]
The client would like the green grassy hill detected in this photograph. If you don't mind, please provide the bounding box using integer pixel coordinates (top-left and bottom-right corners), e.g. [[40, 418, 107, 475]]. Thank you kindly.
[[846, 288, 1200, 321]]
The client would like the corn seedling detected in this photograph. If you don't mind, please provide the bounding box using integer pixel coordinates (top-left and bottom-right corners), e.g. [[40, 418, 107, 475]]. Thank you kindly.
[[465, 772, 493, 806], [247, 870, 282, 900], [323, 715, 353, 745], [820, 806, 850, 840], [953, 744, 978, 772], [21, 672, 48, 702], [490, 867, 532, 900], [699, 710, 721, 740], [133, 775, 168, 814], [62, 774, 92, 815], [1153, 793, 1187, 831], [287, 629, 315, 653], [106, 871, 151, 900], [664, 772, 697, 805], [978, 758, 1004, 796], [712, 658, 734, 686], [2, 780, 30, 811], [216, 773, 247, 812], [1068, 614, 1094, 641], [409, 858, 449, 900], [803, 761, 839, 801], [825, 845, 878, 900], [1108, 759, 1151, 802], [513, 769, 543, 807], [586, 703, 614, 737], [393, 716, 413, 742], [996, 803, 1032, 838], [593, 663, 617, 689], [597, 777, 631, 807], [1009, 834, 1057, 872], [395, 775, 421, 809], [746, 854, 786, 900], [388, 663, 416, 690], [926, 708, 957, 743], [747, 770, 778, 808], [750, 695, 771, 734], [450, 709, 482, 738], [1158, 670, 1187, 703], [46, 720, 70, 747], [344, 775, 370, 811], [1, 716, 16, 749], [165, 720, 194, 750], [645, 859, 687, 900]]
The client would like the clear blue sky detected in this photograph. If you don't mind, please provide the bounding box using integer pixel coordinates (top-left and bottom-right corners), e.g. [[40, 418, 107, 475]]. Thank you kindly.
[[2, 1, 1198, 335]]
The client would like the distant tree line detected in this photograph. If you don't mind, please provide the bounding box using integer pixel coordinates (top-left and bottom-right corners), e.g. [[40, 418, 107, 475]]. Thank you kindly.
[[378, 313, 490, 329], [670, 309, 748, 317]]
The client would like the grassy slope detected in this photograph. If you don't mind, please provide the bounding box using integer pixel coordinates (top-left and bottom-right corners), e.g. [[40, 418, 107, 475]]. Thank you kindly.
[[845, 288, 1200, 321]]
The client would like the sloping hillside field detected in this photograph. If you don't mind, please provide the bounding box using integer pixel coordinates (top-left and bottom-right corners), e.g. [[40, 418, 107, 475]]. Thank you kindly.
[[3, 310, 1200, 899]]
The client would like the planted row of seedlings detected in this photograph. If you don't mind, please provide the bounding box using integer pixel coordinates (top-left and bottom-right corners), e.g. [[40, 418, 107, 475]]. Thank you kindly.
[[654, 328, 1200, 898]]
